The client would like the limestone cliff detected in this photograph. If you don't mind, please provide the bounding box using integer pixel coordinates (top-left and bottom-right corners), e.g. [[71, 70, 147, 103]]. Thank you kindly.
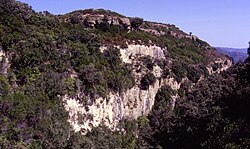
[[58, 9, 234, 135], [63, 44, 231, 134], [63, 44, 179, 134]]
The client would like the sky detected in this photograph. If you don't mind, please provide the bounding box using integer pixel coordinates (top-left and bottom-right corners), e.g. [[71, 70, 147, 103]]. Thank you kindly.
[[18, 0, 250, 48]]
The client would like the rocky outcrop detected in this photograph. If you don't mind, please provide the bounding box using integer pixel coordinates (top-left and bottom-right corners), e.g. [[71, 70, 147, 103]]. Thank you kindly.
[[84, 14, 131, 28], [185, 35, 198, 41], [119, 44, 166, 63], [63, 75, 180, 134], [63, 80, 157, 134], [139, 28, 166, 36], [207, 58, 233, 74], [63, 43, 232, 135], [64, 11, 131, 29], [101, 44, 166, 63], [0, 49, 10, 75], [63, 44, 182, 134]]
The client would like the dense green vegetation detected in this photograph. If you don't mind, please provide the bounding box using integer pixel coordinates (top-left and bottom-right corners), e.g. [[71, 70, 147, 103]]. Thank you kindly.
[[1, 1, 249, 148], [0, 1, 136, 147], [0, 0, 135, 97], [138, 59, 250, 149], [140, 72, 156, 90]]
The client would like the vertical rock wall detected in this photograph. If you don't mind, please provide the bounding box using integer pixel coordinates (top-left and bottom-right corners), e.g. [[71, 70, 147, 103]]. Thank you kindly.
[[63, 44, 232, 134]]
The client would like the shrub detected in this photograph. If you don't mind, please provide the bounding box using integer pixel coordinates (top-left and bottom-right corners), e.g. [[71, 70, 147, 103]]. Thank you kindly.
[[137, 116, 149, 127], [130, 17, 143, 30], [154, 86, 174, 109], [139, 56, 154, 70], [140, 73, 156, 90], [0, 75, 10, 96], [161, 68, 170, 79], [212, 63, 221, 71], [187, 66, 201, 83], [172, 61, 187, 83]]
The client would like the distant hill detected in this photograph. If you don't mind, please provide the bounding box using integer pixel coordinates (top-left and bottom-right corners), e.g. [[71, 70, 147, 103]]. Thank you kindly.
[[216, 47, 248, 63]]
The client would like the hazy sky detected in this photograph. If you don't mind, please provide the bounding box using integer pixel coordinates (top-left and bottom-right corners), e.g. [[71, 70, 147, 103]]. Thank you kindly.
[[19, 0, 250, 48]]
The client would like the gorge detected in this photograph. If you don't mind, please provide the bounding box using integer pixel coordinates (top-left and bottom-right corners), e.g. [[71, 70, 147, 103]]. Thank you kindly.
[[2, 1, 250, 148]]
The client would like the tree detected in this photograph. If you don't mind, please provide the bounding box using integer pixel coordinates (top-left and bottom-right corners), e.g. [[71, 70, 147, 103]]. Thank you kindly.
[[130, 17, 143, 30], [0, 75, 10, 96], [140, 73, 156, 90], [70, 15, 80, 24]]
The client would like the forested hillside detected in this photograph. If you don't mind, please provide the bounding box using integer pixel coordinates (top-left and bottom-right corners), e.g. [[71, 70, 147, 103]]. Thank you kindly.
[[1, 0, 249, 148], [138, 57, 250, 148]]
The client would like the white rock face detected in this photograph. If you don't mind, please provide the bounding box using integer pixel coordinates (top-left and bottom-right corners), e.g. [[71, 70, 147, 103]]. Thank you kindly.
[[120, 44, 166, 63], [63, 44, 182, 134], [63, 44, 232, 135], [0, 49, 10, 75], [119, 18, 131, 26], [152, 65, 162, 78], [64, 42, 179, 134], [63, 76, 179, 134]]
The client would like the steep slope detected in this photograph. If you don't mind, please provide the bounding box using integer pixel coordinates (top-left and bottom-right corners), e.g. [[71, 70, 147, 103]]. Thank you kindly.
[[0, 0, 232, 148], [138, 56, 250, 149]]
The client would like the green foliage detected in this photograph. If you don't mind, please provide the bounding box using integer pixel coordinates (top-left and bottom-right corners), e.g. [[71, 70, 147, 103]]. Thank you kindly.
[[154, 86, 174, 110], [172, 60, 187, 82], [23, 70, 66, 101], [139, 56, 154, 70], [130, 17, 143, 30], [212, 63, 221, 71], [80, 124, 137, 149], [0, 75, 10, 96], [140, 72, 156, 90], [0, 0, 135, 99], [0, 89, 91, 148], [186, 65, 201, 83], [125, 30, 166, 47], [137, 116, 149, 127], [0, 2, 140, 147], [161, 67, 170, 79], [64, 77, 76, 96], [68, 9, 126, 18], [138, 62, 250, 149]]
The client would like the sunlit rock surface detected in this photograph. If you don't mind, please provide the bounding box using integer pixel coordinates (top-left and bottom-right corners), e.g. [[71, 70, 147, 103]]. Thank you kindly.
[[63, 44, 232, 134]]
